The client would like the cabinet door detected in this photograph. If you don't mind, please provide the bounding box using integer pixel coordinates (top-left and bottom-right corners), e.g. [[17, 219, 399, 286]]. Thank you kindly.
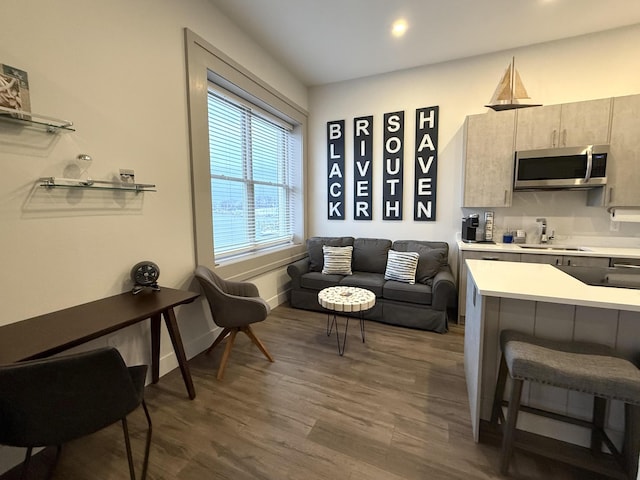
[[559, 98, 612, 147], [463, 111, 515, 207], [515, 104, 561, 150], [607, 94, 640, 208], [458, 251, 521, 320], [561, 256, 610, 267], [520, 253, 563, 266]]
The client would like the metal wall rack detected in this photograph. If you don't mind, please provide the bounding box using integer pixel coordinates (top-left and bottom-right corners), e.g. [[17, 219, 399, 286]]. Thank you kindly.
[[39, 177, 156, 193], [0, 106, 74, 133]]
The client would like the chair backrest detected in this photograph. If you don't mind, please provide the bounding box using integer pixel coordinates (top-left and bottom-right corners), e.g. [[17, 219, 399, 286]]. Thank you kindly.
[[194, 266, 269, 328], [0, 347, 146, 448]]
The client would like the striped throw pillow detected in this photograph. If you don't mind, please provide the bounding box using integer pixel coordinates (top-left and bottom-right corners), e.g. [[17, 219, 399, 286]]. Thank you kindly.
[[322, 245, 353, 275], [384, 250, 419, 284]]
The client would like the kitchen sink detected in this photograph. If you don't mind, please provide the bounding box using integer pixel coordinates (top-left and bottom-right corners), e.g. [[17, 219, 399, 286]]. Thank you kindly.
[[517, 245, 591, 252]]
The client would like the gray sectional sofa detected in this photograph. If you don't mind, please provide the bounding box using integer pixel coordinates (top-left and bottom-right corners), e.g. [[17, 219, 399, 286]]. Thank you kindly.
[[286, 237, 457, 333]]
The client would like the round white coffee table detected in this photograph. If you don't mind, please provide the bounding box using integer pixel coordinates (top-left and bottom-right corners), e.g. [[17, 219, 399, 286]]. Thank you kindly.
[[317, 286, 376, 355]]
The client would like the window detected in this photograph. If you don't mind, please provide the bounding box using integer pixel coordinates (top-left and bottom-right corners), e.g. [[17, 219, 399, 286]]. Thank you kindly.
[[207, 89, 295, 259], [185, 28, 307, 278]]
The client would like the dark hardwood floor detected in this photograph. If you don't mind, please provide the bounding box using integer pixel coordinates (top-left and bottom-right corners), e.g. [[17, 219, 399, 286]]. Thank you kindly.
[[2, 304, 611, 479]]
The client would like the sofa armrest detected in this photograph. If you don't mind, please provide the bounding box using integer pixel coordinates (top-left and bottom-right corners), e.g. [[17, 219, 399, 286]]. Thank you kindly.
[[287, 257, 310, 289], [431, 266, 457, 311]]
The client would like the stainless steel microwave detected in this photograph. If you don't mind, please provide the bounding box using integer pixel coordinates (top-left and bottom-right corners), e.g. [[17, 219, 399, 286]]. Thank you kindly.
[[513, 145, 608, 191]]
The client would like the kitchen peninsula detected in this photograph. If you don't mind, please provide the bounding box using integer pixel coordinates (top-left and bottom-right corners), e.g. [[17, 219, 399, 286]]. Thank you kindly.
[[464, 259, 640, 476]]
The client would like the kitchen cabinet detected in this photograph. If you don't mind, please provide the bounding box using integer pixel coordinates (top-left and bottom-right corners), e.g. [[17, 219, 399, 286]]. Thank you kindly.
[[515, 98, 612, 150], [519, 253, 610, 267], [606, 94, 640, 208], [463, 110, 516, 207], [458, 251, 520, 321]]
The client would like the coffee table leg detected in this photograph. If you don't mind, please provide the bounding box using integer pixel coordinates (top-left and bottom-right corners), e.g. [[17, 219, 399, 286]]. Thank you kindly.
[[327, 313, 337, 336], [360, 312, 365, 343], [336, 315, 350, 356]]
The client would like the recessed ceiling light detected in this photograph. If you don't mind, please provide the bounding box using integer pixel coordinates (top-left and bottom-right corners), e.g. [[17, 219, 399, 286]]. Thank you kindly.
[[391, 19, 408, 37]]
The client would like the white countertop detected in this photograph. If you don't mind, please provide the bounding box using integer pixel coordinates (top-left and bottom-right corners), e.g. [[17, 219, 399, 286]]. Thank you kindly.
[[458, 240, 640, 259], [466, 259, 640, 312]]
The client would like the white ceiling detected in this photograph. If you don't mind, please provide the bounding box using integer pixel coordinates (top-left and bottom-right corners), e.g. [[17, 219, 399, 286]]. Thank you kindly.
[[208, 0, 640, 86]]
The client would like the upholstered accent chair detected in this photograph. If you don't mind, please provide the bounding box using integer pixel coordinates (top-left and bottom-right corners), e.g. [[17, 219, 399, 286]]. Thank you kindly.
[[195, 266, 274, 380], [0, 347, 151, 480]]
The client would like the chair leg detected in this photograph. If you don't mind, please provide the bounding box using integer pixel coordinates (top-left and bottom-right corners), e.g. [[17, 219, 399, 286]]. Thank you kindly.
[[44, 446, 62, 480], [140, 400, 153, 480], [217, 328, 238, 380], [500, 377, 524, 475], [207, 327, 231, 354], [20, 447, 33, 480], [491, 355, 508, 425], [122, 417, 136, 480], [591, 396, 607, 454], [242, 325, 274, 362]]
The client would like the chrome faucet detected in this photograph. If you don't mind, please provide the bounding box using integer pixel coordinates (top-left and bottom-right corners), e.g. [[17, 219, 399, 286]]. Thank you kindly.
[[537, 218, 548, 244]]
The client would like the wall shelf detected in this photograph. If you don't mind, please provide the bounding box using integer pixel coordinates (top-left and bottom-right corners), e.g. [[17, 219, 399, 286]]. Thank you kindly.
[[39, 177, 156, 193], [0, 106, 74, 133]]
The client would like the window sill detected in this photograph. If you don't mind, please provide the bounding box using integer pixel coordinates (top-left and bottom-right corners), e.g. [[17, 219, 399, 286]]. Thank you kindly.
[[213, 243, 307, 281]]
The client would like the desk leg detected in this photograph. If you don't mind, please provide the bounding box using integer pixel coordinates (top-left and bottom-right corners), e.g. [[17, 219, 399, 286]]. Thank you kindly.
[[150, 313, 161, 385], [162, 307, 196, 400]]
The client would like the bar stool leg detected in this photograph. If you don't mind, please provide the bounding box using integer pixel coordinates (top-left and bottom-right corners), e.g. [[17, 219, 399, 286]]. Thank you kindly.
[[591, 396, 607, 455], [500, 377, 524, 475], [492, 355, 508, 425]]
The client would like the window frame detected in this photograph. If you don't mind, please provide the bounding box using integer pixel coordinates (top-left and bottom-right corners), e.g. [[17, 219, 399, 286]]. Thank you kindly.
[[185, 29, 307, 280]]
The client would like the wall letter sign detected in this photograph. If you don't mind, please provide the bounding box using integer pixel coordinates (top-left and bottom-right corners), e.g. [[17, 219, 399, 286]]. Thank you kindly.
[[414, 106, 439, 221], [382, 111, 404, 220], [353, 115, 373, 220], [327, 120, 345, 220]]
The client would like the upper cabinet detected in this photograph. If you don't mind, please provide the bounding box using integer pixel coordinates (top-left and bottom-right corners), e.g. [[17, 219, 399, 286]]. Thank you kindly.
[[463, 110, 516, 207], [606, 94, 640, 208], [515, 98, 612, 150]]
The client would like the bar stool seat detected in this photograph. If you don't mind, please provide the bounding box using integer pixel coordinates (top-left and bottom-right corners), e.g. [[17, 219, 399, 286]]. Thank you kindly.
[[492, 330, 640, 478]]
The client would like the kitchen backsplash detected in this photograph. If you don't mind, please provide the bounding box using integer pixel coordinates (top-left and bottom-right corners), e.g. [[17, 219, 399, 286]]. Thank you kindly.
[[462, 190, 640, 247]]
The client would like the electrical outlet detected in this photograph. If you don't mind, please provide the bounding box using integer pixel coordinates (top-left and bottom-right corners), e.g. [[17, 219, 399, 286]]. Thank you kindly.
[[119, 169, 135, 183]]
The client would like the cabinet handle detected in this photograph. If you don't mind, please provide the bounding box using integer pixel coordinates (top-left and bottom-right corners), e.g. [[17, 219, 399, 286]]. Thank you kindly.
[[567, 259, 572, 266], [562, 129, 567, 146], [555, 258, 560, 265], [609, 187, 614, 204], [482, 256, 500, 261], [551, 129, 557, 147], [504, 190, 508, 205]]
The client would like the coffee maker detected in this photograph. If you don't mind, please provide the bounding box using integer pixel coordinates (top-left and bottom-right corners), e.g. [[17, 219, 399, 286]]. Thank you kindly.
[[461, 214, 479, 242]]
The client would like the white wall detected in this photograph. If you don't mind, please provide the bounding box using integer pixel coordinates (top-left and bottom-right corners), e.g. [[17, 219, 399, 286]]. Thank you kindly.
[[0, 0, 306, 324], [0, 0, 307, 470], [308, 25, 640, 254]]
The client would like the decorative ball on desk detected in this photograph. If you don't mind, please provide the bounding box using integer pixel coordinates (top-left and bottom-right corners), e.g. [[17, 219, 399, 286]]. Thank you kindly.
[[130, 261, 160, 295]]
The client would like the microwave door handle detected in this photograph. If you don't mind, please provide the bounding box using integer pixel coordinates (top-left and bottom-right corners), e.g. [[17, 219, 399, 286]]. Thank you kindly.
[[584, 145, 593, 182]]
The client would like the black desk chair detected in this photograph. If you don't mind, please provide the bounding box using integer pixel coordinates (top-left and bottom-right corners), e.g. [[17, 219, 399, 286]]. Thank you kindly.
[[0, 347, 152, 480]]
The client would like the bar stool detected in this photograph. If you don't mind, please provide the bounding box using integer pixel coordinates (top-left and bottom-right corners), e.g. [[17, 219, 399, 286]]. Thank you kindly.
[[491, 329, 640, 478]]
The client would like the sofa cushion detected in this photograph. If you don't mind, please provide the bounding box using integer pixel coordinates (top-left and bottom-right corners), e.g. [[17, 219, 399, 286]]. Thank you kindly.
[[339, 272, 385, 297], [384, 250, 419, 284], [300, 272, 343, 290], [383, 281, 433, 305], [352, 238, 392, 274], [307, 237, 355, 272], [322, 245, 353, 275], [393, 240, 448, 285]]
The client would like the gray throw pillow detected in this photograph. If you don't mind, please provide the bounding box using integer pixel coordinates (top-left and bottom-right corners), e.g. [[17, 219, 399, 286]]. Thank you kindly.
[[405, 243, 447, 284]]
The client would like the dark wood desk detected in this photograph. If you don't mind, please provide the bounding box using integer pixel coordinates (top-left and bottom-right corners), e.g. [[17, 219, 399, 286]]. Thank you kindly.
[[0, 287, 199, 399]]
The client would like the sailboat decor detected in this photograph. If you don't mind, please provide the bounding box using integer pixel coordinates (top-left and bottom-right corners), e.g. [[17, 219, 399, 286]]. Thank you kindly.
[[485, 57, 541, 111]]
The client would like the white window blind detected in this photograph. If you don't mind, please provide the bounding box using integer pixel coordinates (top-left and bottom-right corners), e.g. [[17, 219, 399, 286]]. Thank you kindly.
[[207, 87, 295, 259]]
